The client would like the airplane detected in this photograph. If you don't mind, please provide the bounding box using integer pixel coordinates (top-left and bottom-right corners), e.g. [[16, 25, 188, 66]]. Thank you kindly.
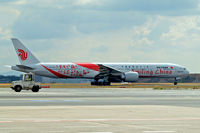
[[10, 38, 189, 86]]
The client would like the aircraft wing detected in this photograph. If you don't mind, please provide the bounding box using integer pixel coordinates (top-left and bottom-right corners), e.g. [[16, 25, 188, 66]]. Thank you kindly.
[[96, 64, 123, 78]]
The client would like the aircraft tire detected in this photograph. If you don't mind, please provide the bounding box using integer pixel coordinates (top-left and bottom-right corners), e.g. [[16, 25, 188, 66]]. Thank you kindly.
[[97, 79, 104, 86], [107, 82, 111, 85], [91, 80, 111, 86], [103, 82, 111, 86], [91, 80, 98, 85], [98, 81, 103, 86]]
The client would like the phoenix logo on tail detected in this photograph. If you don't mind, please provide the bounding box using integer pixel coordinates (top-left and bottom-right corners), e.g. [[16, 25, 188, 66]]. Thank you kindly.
[[18, 49, 28, 61]]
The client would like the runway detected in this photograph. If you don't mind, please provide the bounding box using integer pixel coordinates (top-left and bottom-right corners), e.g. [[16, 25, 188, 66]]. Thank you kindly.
[[1, 87, 200, 133], [1, 88, 200, 107]]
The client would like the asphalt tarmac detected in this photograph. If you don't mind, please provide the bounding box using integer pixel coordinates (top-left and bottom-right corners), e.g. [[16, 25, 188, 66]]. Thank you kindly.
[[1, 88, 200, 107], [0, 87, 200, 133]]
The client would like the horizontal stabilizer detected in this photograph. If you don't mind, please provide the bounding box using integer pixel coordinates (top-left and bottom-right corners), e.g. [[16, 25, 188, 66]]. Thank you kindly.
[[16, 65, 34, 70], [4, 65, 12, 68]]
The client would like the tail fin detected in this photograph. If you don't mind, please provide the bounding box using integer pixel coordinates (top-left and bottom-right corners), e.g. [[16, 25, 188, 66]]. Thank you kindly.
[[11, 38, 40, 65]]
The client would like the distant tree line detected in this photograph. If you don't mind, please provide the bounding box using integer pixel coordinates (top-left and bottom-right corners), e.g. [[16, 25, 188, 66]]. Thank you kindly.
[[0, 75, 22, 83]]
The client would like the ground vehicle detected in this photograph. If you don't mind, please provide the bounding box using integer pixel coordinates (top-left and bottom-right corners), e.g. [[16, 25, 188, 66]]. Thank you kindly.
[[11, 73, 41, 92]]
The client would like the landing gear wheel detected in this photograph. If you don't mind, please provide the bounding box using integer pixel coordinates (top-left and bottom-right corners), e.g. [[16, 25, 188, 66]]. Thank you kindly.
[[174, 82, 178, 85], [14, 86, 22, 92], [99, 81, 104, 86], [91, 81, 95, 85], [91, 80, 98, 86], [103, 82, 111, 86], [91, 80, 111, 86], [32, 86, 39, 92]]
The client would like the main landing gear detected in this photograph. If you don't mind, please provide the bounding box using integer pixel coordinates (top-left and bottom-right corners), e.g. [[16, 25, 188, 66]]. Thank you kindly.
[[91, 79, 111, 86]]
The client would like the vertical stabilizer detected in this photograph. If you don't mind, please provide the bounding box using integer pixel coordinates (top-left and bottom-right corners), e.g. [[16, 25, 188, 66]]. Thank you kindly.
[[11, 38, 40, 65]]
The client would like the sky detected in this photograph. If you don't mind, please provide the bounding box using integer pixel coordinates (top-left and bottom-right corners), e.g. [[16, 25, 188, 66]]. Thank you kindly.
[[1, 0, 200, 73]]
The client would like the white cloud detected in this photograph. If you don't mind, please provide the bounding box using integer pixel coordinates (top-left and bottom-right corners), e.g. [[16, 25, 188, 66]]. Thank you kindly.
[[0, 27, 12, 40], [130, 19, 155, 48], [11, 0, 26, 5], [0, 5, 20, 41], [75, 0, 101, 5], [161, 16, 200, 47]]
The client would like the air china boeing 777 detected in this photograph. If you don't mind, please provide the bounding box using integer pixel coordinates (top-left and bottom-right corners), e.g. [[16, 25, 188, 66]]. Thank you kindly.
[[11, 38, 189, 85]]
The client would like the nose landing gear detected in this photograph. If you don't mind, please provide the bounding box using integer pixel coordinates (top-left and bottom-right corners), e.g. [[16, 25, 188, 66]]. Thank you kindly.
[[174, 78, 178, 85]]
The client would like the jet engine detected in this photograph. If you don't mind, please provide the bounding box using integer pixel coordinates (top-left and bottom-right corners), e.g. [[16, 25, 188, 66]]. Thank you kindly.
[[122, 71, 139, 82]]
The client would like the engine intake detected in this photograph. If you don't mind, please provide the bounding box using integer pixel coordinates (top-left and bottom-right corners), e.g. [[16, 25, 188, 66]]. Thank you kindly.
[[123, 72, 139, 82]]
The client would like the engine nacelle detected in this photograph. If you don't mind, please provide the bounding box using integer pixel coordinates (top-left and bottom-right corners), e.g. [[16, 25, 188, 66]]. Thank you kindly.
[[123, 72, 139, 82]]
